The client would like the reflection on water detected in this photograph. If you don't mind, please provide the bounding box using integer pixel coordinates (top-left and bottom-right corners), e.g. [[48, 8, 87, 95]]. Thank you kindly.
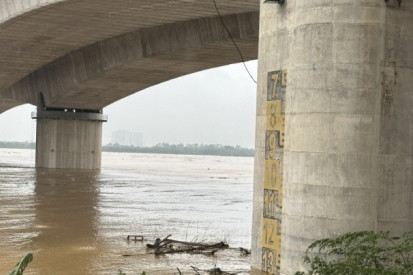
[[0, 149, 253, 274], [31, 169, 100, 274]]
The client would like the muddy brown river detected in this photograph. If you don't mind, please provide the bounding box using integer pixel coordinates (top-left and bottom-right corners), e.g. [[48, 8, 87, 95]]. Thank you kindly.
[[0, 149, 253, 274]]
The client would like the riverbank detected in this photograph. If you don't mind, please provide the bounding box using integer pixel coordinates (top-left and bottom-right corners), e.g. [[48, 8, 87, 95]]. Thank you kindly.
[[0, 141, 254, 157]]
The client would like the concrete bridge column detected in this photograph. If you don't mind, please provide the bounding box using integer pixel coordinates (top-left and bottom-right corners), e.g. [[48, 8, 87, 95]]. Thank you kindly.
[[252, 1, 413, 274], [33, 109, 107, 169]]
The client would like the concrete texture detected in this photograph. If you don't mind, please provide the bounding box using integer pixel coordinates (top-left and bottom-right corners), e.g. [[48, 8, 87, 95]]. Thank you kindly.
[[253, 1, 413, 274], [35, 110, 105, 169]]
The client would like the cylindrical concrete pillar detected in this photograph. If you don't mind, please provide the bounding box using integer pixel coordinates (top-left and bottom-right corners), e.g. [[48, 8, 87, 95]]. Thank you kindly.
[[33, 109, 107, 169], [252, 1, 413, 274]]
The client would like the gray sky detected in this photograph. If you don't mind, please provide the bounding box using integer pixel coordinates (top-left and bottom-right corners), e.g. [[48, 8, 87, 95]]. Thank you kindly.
[[0, 60, 257, 148]]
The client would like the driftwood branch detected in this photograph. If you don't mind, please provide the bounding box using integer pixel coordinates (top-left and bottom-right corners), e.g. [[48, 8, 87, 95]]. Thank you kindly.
[[190, 266, 241, 275], [146, 235, 229, 255], [239, 247, 251, 255], [191, 266, 201, 275]]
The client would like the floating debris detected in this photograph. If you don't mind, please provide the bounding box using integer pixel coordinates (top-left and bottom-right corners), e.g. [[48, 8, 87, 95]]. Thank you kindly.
[[146, 235, 228, 255], [239, 247, 251, 255], [127, 235, 144, 241]]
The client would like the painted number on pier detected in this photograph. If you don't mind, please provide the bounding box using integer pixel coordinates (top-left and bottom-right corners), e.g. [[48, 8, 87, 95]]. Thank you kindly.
[[262, 69, 286, 274], [262, 247, 277, 274]]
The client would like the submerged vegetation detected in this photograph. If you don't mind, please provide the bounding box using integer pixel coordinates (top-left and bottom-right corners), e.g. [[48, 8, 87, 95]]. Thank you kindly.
[[295, 231, 413, 275], [0, 141, 254, 157]]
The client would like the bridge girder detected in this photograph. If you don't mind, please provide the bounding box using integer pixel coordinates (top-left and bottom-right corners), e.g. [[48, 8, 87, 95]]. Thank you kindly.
[[0, 0, 259, 113]]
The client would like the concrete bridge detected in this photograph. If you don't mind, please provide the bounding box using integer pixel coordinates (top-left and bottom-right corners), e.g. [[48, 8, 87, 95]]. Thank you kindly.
[[0, 0, 259, 168], [1, 1, 413, 274]]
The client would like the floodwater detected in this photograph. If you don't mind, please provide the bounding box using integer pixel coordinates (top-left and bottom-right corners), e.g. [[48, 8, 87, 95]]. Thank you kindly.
[[0, 149, 253, 274]]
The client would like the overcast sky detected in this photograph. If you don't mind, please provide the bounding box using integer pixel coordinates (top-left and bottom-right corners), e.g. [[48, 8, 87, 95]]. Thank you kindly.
[[0, 60, 257, 148]]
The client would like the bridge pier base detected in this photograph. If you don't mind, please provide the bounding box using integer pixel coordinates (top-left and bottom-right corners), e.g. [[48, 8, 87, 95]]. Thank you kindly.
[[33, 109, 107, 169]]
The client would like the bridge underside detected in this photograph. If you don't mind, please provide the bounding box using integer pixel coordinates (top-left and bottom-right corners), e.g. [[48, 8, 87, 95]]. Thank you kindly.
[[1, 13, 258, 111], [0, 0, 258, 169], [0, 0, 258, 113]]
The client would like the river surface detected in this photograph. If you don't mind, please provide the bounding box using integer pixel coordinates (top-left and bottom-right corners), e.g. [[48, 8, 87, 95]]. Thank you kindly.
[[0, 149, 253, 274]]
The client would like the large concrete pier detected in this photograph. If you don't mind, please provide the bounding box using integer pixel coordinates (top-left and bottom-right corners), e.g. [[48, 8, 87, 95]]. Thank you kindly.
[[252, 1, 413, 274], [33, 109, 107, 169]]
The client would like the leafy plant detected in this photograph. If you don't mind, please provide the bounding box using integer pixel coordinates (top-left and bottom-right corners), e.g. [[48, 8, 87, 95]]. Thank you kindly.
[[9, 253, 33, 275], [295, 231, 413, 275]]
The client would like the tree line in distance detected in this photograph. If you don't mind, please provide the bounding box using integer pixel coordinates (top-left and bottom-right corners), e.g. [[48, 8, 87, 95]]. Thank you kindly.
[[0, 141, 254, 157]]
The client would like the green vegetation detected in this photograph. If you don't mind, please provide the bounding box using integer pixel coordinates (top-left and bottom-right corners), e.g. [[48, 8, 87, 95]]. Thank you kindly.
[[0, 141, 254, 157], [295, 231, 413, 275], [103, 143, 254, 157], [9, 253, 33, 275]]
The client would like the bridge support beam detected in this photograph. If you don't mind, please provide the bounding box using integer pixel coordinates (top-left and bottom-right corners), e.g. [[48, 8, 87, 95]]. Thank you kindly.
[[252, 1, 413, 274], [33, 109, 107, 169]]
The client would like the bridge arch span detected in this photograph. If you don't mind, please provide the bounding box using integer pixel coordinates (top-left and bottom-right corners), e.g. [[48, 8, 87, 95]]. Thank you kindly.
[[0, 0, 258, 113], [0, 0, 258, 169], [3, 12, 258, 110]]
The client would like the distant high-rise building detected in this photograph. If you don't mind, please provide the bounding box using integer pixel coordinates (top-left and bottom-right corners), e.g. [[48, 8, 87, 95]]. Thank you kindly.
[[111, 130, 143, 147]]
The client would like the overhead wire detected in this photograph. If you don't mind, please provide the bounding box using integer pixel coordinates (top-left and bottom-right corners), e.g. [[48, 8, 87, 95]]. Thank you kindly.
[[211, 0, 257, 84]]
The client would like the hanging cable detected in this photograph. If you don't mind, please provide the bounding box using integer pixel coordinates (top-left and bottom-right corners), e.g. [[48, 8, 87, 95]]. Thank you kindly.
[[211, 0, 257, 84]]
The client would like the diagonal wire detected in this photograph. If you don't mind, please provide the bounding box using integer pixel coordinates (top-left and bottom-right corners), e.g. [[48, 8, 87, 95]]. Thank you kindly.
[[211, 0, 257, 84]]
